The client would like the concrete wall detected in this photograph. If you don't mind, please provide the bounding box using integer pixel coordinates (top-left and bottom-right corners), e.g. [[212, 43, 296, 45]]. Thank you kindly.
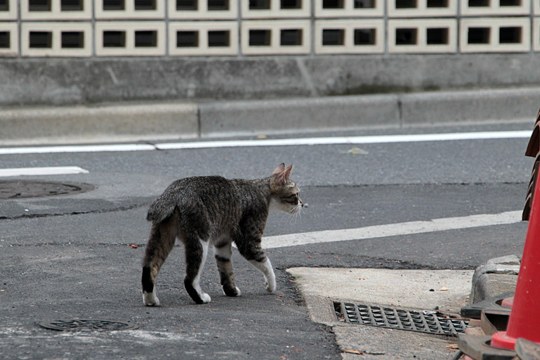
[[0, 1, 539, 106], [1, 54, 540, 106]]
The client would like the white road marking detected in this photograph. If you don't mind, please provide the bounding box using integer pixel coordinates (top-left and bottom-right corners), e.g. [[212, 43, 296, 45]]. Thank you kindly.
[[262, 210, 522, 249], [157, 131, 531, 150], [0, 130, 531, 155], [0, 143, 154, 155], [0, 166, 89, 177]]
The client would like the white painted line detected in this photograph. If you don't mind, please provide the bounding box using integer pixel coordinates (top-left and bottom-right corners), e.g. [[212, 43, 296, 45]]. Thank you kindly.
[[0, 143, 155, 155], [157, 131, 531, 150], [0, 130, 530, 155], [263, 210, 522, 249], [0, 166, 89, 177]]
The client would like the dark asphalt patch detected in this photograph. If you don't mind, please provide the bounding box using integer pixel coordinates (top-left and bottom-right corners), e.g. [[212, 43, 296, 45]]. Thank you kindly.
[[37, 319, 137, 332], [0, 180, 93, 199]]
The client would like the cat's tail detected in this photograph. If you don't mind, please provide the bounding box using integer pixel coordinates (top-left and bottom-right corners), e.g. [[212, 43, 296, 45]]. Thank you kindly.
[[146, 197, 176, 223]]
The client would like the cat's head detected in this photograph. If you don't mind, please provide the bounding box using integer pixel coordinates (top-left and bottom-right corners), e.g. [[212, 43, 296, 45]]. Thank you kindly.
[[269, 163, 305, 214]]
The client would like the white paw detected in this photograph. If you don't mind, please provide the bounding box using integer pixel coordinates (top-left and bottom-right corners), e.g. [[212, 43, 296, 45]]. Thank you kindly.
[[200, 293, 212, 304], [143, 292, 160, 307], [265, 279, 277, 293]]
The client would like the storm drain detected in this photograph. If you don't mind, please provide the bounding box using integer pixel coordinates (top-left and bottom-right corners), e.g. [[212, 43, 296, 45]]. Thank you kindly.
[[334, 302, 468, 337], [38, 319, 137, 332], [0, 180, 93, 199]]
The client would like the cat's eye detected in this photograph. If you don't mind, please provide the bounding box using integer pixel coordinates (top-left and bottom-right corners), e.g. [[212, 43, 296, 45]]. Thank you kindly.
[[282, 194, 299, 204]]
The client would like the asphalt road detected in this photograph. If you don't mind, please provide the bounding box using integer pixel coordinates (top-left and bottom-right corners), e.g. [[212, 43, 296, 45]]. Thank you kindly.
[[0, 122, 533, 359]]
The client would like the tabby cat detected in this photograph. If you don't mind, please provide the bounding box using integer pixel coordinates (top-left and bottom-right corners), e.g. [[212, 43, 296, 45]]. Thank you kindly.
[[142, 163, 304, 305]]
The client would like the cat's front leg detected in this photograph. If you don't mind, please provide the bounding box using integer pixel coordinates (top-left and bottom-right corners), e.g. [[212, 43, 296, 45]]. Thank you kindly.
[[214, 243, 241, 297], [249, 258, 276, 293], [265, 259, 277, 293], [237, 241, 277, 293]]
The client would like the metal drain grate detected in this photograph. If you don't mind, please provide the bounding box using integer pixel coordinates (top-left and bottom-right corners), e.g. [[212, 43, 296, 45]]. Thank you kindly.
[[334, 302, 468, 337], [38, 319, 137, 332]]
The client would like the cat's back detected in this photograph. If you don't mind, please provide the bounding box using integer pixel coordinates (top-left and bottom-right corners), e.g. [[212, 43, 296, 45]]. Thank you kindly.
[[177, 176, 238, 203], [147, 176, 238, 223]]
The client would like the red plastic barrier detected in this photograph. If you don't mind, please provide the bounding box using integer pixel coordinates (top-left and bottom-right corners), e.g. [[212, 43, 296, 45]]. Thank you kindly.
[[491, 174, 540, 350]]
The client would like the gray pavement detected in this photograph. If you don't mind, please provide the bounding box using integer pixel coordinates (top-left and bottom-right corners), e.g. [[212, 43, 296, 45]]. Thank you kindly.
[[0, 90, 533, 359], [0, 242, 338, 359]]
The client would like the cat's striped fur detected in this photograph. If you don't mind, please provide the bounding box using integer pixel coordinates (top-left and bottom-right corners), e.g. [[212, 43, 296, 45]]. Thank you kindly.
[[142, 164, 303, 305]]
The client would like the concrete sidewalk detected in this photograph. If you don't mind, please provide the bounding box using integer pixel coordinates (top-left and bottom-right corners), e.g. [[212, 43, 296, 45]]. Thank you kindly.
[[0, 86, 539, 145], [287, 255, 520, 359]]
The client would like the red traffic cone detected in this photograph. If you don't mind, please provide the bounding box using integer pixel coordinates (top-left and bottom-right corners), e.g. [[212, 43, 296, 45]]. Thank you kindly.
[[491, 172, 540, 350]]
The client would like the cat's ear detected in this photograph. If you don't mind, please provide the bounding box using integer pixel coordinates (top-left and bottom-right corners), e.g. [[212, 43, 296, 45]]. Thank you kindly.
[[272, 163, 293, 185], [272, 163, 286, 176], [283, 164, 293, 179]]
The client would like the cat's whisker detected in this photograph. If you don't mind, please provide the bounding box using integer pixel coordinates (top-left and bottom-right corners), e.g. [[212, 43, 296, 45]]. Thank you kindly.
[[288, 206, 303, 223], [288, 214, 298, 225]]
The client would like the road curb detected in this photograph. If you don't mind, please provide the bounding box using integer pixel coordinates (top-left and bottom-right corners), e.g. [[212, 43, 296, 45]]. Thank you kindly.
[[0, 87, 538, 145], [469, 255, 520, 305], [0, 102, 199, 145], [400, 87, 540, 126], [198, 94, 400, 137]]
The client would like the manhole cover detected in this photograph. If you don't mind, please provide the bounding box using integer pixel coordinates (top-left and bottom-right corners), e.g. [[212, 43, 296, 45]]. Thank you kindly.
[[38, 319, 137, 332], [0, 180, 93, 199], [334, 302, 468, 337]]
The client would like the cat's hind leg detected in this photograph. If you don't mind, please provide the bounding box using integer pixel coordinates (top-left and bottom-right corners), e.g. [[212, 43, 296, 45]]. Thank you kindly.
[[214, 242, 241, 297], [142, 221, 176, 306], [184, 237, 211, 304], [237, 241, 276, 294]]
